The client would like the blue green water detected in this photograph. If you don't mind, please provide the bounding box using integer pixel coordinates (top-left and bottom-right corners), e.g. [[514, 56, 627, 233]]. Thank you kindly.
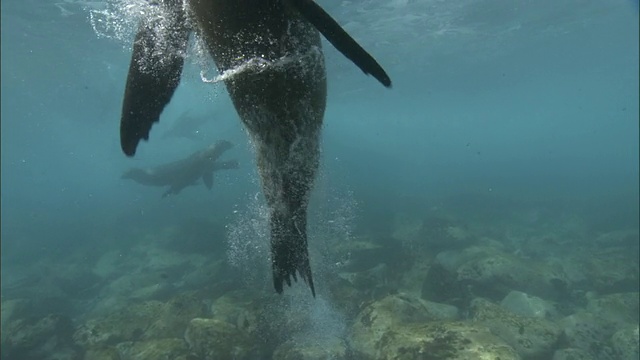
[[1, 1, 638, 359]]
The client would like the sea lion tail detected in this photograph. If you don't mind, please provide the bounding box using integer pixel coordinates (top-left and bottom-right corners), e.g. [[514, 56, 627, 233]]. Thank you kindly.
[[271, 211, 316, 297]]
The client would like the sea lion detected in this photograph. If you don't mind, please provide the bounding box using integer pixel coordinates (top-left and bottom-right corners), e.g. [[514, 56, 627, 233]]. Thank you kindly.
[[122, 140, 238, 197], [119, 0, 391, 296]]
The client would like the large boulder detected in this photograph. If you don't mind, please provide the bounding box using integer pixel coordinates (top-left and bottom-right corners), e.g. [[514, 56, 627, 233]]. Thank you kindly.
[[471, 298, 563, 359], [500, 290, 558, 319], [184, 318, 261, 359], [552, 347, 595, 360], [422, 246, 570, 303], [74, 293, 206, 349], [115, 338, 189, 360], [350, 293, 518, 359], [610, 325, 639, 360], [393, 214, 475, 253], [272, 336, 348, 360], [2, 314, 80, 360]]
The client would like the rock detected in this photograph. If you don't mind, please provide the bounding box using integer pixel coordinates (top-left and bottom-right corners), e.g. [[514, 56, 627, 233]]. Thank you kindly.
[[74, 294, 206, 349], [209, 290, 261, 333], [115, 338, 189, 360], [143, 292, 208, 339], [208, 289, 347, 354], [84, 346, 120, 360], [136, 236, 208, 271], [273, 336, 348, 360], [586, 292, 639, 327], [420, 216, 475, 251], [177, 259, 229, 290], [329, 234, 409, 297], [93, 250, 131, 279], [1, 298, 31, 335], [458, 249, 567, 301], [396, 252, 432, 296], [130, 282, 177, 301], [338, 263, 394, 298], [566, 249, 639, 294], [594, 229, 639, 249], [358, 293, 459, 329], [92, 238, 210, 304], [252, 293, 350, 355], [53, 264, 104, 300], [552, 293, 639, 358], [1, 276, 74, 318], [558, 310, 618, 357], [393, 214, 475, 253], [325, 277, 367, 317], [471, 298, 562, 359], [423, 246, 570, 303], [421, 261, 469, 305], [1, 314, 80, 360], [351, 319, 519, 360], [184, 318, 260, 359], [74, 301, 166, 348], [501, 290, 558, 319], [349, 294, 515, 360], [331, 236, 389, 272], [552, 348, 595, 360], [391, 212, 424, 250], [99, 271, 176, 302], [610, 325, 639, 360]]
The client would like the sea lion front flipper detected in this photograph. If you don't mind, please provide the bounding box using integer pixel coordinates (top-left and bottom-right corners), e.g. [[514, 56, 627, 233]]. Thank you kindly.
[[120, 1, 190, 156], [202, 172, 213, 190], [288, 0, 392, 88]]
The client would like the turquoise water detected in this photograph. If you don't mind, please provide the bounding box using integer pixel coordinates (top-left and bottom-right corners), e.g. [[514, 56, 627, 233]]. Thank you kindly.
[[1, 1, 638, 359]]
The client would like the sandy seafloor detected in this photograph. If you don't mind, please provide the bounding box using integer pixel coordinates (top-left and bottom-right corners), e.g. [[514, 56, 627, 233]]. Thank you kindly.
[[1, 191, 638, 360]]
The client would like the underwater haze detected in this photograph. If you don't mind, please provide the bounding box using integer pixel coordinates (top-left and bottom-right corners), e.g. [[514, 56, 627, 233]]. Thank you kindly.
[[1, 1, 639, 359]]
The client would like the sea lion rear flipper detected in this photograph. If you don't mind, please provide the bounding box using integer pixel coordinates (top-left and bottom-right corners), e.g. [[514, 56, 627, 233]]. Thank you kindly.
[[288, 0, 392, 88], [271, 211, 316, 297], [203, 172, 213, 189], [120, 1, 190, 156]]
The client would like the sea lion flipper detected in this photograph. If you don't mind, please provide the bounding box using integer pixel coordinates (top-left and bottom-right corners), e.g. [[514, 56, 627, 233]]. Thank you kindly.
[[203, 172, 213, 189], [288, 0, 392, 88], [271, 212, 316, 297], [120, 1, 190, 156]]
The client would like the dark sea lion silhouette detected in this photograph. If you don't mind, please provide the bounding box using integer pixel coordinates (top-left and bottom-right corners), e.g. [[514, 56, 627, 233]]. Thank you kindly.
[[119, 0, 391, 296], [122, 140, 238, 198]]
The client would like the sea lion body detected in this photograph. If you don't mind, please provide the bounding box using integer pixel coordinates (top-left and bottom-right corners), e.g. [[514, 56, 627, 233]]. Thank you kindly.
[[119, 0, 391, 296], [188, 0, 325, 294], [122, 140, 238, 197]]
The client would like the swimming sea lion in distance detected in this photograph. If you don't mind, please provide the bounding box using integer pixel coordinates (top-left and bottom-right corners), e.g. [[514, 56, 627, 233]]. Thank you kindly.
[[119, 0, 391, 296], [122, 140, 238, 198]]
